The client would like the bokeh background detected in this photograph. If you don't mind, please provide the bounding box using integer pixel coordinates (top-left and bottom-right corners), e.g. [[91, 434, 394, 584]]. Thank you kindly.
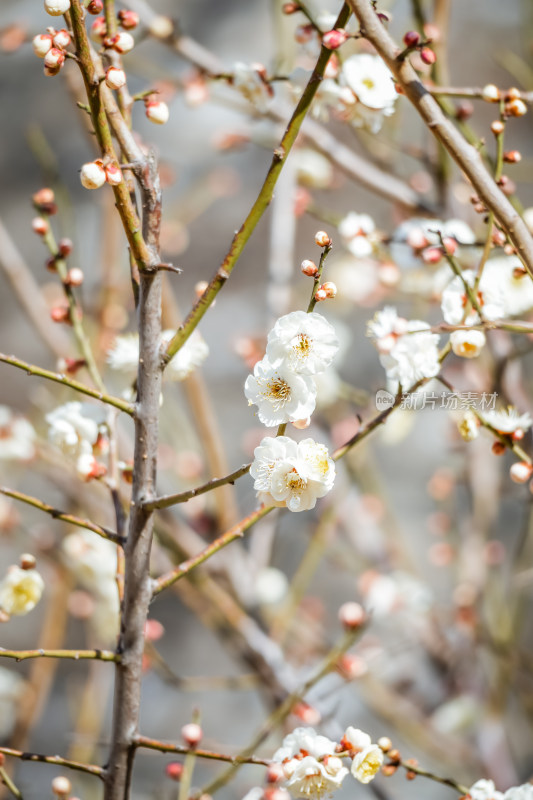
[[1, 1, 533, 799]]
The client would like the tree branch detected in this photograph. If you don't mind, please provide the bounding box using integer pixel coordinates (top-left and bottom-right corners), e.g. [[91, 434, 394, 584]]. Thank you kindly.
[[0, 648, 118, 663], [0, 749, 103, 779], [143, 463, 251, 512], [134, 736, 270, 766]]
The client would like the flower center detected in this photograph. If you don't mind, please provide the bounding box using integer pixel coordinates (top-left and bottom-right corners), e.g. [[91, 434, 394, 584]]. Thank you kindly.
[[285, 469, 306, 494], [362, 77, 375, 90]]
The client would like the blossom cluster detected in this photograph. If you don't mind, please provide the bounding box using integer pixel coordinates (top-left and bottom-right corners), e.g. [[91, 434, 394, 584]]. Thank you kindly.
[[244, 726, 383, 800], [469, 779, 533, 800], [245, 310, 339, 512]]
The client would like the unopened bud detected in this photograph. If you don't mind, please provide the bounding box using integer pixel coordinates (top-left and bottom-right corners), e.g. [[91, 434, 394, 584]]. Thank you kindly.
[[165, 762, 183, 781], [65, 267, 84, 287], [420, 47, 436, 65], [32, 33, 53, 57], [53, 29, 70, 48], [503, 150, 522, 163], [292, 702, 320, 725], [314, 287, 327, 302], [378, 261, 400, 287], [406, 228, 429, 250], [322, 281, 337, 298], [492, 441, 506, 456], [387, 749, 401, 764], [32, 217, 48, 236], [57, 357, 86, 374], [50, 306, 70, 323], [403, 30, 420, 47], [421, 245, 442, 264], [144, 618, 165, 641], [322, 29, 348, 50], [314, 230, 331, 247], [506, 87, 522, 101], [506, 98, 527, 117], [51, 776, 71, 796], [145, 100, 170, 125], [44, 47, 65, 69], [510, 462, 533, 484], [378, 737, 392, 752], [20, 553, 37, 570], [46, 256, 57, 272], [58, 238, 73, 257], [148, 15, 174, 38], [338, 601, 365, 629], [194, 280, 209, 298], [382, 764, 398, 777], [106, 31, 135, 53], [105, 164, 123, 186], [456, 101, 473, 121], [283, 2, 300, 12], [442, 237, 458, 255], [44, 0, 71, 16], [80, 160, 106, 189], [89, 16, 106, 41], [181, 723, 202, 747], [105, 66, 127, 90], [301, 259, 318, 277], [492, 229, 506, 247], [482, 84, 500, 103], [118, 9, 140, 29], [86, 0, 103, 12], [512, 428, 525, 442]]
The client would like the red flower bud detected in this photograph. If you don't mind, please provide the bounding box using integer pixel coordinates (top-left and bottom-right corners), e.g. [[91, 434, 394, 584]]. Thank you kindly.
[[403, 30, 420, 47], [322, 29, 348, 50], [420, 47, 436, 65]]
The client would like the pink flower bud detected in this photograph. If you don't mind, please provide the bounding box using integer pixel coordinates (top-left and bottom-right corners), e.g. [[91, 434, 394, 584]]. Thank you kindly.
[[322, 29, 348, 50], [406, 227, 429, 250], [301, 259, 318, 276], [118, 9, 140, 29], [165, 762, 183, 781], [378, 261, 400, 287], [57, 357, 86, 374], [144, 618, 165, 641], [20, 553, 37, 570], [145, 100, 170, 125], [50, 306, 70, 323], [44, 47, 65, 69], [503, 150, 522, 163], [512, 429, 525, 442], [53, 28, 70, 48], [104, 164, 123, 186], [442, 237, 457, 255], [282, 2, 300, 13], [292, 702, 320, 725], [482, 84, 500, 103], [181, 723, 202, 747], [65, 267, 84, 286], [109, 31, 135, 53], [105, 66, 127, 90], [420, 47, 436, 65], [33, 187, 56, 210], [32, 217, 49, 236], [86, 0, 103, 13], [403, 30, 420, 47], [58, 237, 73, 257], [338, 601, 366, 629], [291, 417, 311, 430], [421, 245, 442, 264], [32, 33, 53, 57], [295, 24, 314, 44], [322, 281, 337, 298], [315, 230, 332, 247], [314, 287, 327, 302], [51, 776, 71, 796], [506, 98, 527, 117], [80, 161, 106, 189], [492, 441, 506, 456], [510, 462, 533, 484], [44, 0, 71, 16], [90, 16, 107, 42]]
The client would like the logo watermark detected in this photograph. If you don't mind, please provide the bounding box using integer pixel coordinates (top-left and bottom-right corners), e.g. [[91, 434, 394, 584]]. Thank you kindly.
[[375, 390, 498, 411]]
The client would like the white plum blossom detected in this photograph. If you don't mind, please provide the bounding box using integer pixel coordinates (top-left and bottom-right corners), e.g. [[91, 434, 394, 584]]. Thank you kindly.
[[312, 78, 356, 122], [293, 149, 334, 189], [342, 54, 398, 133], [450, 328, 486, 358], [504, 786, 533, 800], [245, 358, 317, 427], [233, 63, 272, 112], [441, 270, 505, 325], [458, 409, 480, 441], [368, 307, 440, 391], [273, 727, 348, 799], [46, 402, 99, 458], [250, 436, 335, 512], [338, 212, 376, 258], [469, 779, 504, 800], [266, 311, 339, 376], [0, 406, 36, 461], [481, 407, 532, 436], [0, 566, 44, 616], [107, 330, 209, 381], [481, 255, 533, 316], [341, 728, 383, 784]]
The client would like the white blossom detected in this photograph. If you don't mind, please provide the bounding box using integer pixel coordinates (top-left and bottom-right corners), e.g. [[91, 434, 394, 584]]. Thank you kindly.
[[273, 728, 348, 798], [312, 78, 356, 122], [458, 409, 480, 441], [481, 407, 532, 436], [340, 728, 383, 784], [46, 402, 99, 458], [293, 149, 334, 189], [107, 330, 209, 381], [0, 406, 36, 461], [0, 566, 44, 616], [245, 358, 317, 427], [469, 779, 504, 800], [106, 333, 139, 373], [250, 436, 335, 512], [441, 270, 505, 325], [390, 218, 476, 271], [450, 328, 486, 358], [233, 63, 272, 112], [504, 785, 533, 800], [481, 255, 533, 316], [266, 311, 339, 376], [341, 54, 397, 132], [338, 212, 376, 258], [368, 307, 440, 390], [254, 567, 289, 606]]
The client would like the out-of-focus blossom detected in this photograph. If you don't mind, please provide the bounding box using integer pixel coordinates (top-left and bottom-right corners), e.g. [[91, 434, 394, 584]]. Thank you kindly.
[[233, 63, 273, 112], [440, 270, 504, 325], [469, 779, 504, 800], [450, 328, 486, 358], [338, 212, 376, 258], [481, 407, 532, 436], [293, 149, 334, 188], [107, 330, 209, 381], [0, 667, 24, 738], [46, 402, 99, 458], [0, 565, 44, 616], [0, 406, 36, 461]]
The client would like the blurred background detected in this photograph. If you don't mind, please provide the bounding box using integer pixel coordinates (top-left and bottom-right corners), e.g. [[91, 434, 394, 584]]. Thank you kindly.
[[1, 0, 533, 798]]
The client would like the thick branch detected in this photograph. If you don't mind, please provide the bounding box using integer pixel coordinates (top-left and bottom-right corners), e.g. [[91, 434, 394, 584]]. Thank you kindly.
[[0, 354, 134, 416], [0, 487, 124, 545], [346, 0, 533, 276]]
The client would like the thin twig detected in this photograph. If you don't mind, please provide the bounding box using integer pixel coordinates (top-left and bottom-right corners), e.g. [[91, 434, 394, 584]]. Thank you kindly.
[[0, 748, 103, 779], [143, 463, 251, 511], [0, 353, 134, 416], [134, 736, 270, 766], [0, 767, 22, 800], [0, 648, 118, 663], [0, 487, 124, 545]]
